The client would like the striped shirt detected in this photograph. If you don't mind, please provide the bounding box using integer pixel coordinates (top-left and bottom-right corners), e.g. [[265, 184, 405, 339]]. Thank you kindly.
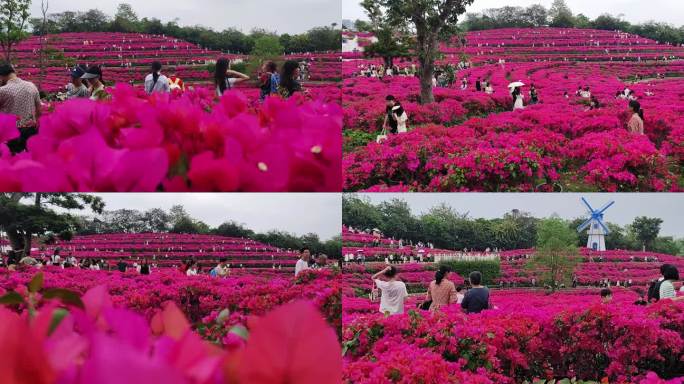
[[0, 77, 40, 127], [659, 280, 676, 299]]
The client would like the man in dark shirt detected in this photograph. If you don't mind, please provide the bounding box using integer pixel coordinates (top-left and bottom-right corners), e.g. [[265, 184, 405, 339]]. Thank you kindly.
[[461, 271, 491, 314], [475, 77, 482, 91], [117, 258, 127, 272]]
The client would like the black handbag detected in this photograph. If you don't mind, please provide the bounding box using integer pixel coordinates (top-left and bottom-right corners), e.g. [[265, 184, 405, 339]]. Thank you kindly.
[[419, 300, 432, 310]]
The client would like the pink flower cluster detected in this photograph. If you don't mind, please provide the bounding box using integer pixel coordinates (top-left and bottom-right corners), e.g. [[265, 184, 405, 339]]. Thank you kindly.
[[343, 289, 684, 383], [0, 280, 342, 384], [0, 267, 341, 331], [0, 85, 342, 191]]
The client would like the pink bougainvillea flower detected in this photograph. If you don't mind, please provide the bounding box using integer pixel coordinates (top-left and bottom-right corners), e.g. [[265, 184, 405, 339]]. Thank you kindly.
[[238, 300, 342, 384], [0, 307, 56, 384]]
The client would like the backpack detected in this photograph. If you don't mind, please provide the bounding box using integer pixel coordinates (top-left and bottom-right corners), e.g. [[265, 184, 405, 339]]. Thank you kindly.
[[647, 280, 662, 302], [270, 73, 280, 94]]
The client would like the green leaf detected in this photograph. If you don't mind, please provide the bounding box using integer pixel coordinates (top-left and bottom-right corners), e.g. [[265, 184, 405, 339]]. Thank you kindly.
[[228, 325, 249, 341], [42, 288, 85, 309], [48, 308, 69, 335], [0, 291, 25, 306], [28, 272, 44, 293]]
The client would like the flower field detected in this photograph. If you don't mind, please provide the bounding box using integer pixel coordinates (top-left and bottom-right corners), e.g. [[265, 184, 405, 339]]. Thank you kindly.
[[31, 233, 314, 272], [15, 33, 342, 92], [342, 289, 684, 383], [0, 267, 342, 383], [343, 28, 684, 192]]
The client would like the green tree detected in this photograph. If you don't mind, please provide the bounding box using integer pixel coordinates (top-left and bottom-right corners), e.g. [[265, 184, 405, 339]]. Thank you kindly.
[[251, 34, 284, 57], [363, 27, 410, 68], [342, 195, 383, 232], [170, 216, 200, 234], [527, 218, 579, 292], [0, 193, 105, 256], [212, 221, 255, 238], [548, 0, 574, 28], [142, 208, 171, 233], [377, 198, 420, 241], [361, 0, 474, 104], [630, 216, 663, 251], [110, 3, 139, 33], [592, 14, 629, 31], [0, 0, 31, 62], [523, 4, 548, 27]]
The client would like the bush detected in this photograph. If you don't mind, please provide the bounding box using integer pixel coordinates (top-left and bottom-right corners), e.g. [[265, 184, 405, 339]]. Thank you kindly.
[[438, 259, 501, 286]]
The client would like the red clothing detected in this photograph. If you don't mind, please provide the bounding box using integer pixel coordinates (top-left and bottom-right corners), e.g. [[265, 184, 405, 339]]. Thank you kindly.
[[169, 76, 185, 91]]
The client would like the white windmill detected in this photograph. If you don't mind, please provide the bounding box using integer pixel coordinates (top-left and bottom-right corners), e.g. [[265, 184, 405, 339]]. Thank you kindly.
[[576, 198, 615, 252]]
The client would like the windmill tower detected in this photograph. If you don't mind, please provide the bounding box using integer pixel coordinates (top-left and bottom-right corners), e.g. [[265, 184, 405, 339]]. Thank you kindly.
[[576, 198, 615, 252]]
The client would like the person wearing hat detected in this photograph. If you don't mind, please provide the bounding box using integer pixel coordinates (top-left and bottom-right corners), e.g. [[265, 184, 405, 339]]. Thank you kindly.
[[65, 66, 89, 99], [81, 66, 109, 101], [0, 63, 41, 154]]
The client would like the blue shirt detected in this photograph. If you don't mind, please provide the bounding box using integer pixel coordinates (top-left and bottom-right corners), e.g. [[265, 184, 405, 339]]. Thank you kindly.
[[461, 287, 490, 314]]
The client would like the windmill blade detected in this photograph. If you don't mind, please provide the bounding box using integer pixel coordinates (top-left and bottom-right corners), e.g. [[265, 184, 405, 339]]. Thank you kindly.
[[598, 220, 610, 234], [580, 197, 594, 213], [596, 201, 615, 215], [577, 218, 593, 232]]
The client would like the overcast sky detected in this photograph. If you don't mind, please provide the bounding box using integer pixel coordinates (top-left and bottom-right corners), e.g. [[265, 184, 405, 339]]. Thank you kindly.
[[343, 0, 684, 26], [31, 0, 341, 34], [356, 193, 684, 237], [75, 193, 341, 240]]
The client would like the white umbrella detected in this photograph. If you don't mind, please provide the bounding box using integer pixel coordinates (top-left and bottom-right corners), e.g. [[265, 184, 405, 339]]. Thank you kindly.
[[508, 81, 525, 88]]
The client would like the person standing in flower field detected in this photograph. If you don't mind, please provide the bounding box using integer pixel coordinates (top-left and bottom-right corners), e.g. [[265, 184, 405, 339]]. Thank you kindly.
[[81, 66, 110, 101], [461, 271, 492, 314], [214, 58, 250, 97], [382, 95, 408, 134], [424, 265, 457, 311], [511, 87, 524, 110], [295, 247, 311, 277], [258, 60, 279, 101], [144, 61, 170, 95], [659, 265, 683, 302], [372, 265, 408, 315], [627, 100, 644, 134], [0, 64, 42, 154], [65, 65, 90, 99], [278, 60, 304, 99], [168, 69, 185, 92], [210, 258, 230, 277], [600, 288, 613, 304]]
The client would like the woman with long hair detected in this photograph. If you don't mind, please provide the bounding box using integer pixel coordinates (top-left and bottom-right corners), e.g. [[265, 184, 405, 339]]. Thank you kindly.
[[425, 265, 457, 311], [277, 60, 303, 98], [627, 100, 644, 134], [145, 61, 170, 95], [214, 58, 250, 97], [512, 86, 524, 110]]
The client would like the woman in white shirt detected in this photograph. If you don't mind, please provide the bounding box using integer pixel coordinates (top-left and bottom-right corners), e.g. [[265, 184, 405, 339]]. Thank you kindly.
[[372, 266, 408, 315], [214, 58, 250, 97], [186, 262, 199, 276], [144, 61, 170, 95]]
